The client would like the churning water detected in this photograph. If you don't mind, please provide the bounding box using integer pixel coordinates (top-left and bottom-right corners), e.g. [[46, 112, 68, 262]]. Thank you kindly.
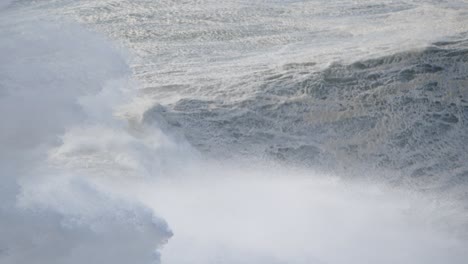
[[1, 0, 468, 263]]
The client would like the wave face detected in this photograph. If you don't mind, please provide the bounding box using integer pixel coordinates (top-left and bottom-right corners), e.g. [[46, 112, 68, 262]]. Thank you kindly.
[[2, 0, 468, 264], [154, 40, 468, 185]]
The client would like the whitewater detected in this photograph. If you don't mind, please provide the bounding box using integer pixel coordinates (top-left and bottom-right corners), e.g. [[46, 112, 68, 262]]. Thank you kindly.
[[1, 0, 468, 263]]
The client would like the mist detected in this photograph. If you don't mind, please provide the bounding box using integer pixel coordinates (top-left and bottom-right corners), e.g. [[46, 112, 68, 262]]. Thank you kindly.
[[0, 16, 172, 264]]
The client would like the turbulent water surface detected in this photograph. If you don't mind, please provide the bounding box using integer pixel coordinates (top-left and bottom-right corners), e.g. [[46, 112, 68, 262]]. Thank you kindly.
[[1, 0, 468, 263]]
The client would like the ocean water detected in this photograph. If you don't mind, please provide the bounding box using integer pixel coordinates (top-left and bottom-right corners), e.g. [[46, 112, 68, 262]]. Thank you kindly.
[[1, 0, 468, 263]]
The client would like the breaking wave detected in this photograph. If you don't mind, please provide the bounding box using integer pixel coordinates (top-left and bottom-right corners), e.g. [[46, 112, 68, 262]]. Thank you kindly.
[[1, 1, 468, 264]]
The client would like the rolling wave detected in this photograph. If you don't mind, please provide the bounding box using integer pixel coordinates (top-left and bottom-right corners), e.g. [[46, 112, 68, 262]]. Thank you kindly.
[[1, 1, 468, 264]]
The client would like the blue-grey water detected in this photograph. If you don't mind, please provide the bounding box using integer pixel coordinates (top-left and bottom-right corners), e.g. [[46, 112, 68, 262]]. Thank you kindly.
[[1, 1, 468, 263]]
